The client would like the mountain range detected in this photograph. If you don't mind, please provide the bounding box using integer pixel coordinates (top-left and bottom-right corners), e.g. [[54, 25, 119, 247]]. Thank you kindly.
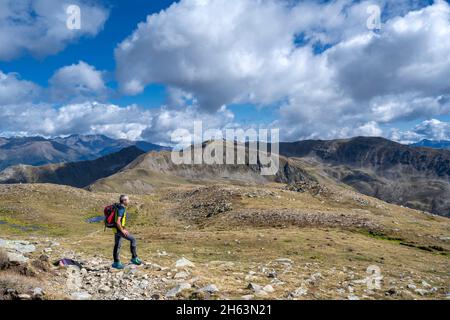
[[0, 135, 449, 217], [277, 137, 450, 217], [411, 139, 450, 150], [0, 134, 167, 171], [0, 146, 145, 188]]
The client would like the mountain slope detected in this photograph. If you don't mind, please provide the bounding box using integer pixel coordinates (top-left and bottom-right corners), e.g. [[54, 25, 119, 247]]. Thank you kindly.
[[88, 141, 314, 193], [1, 178, 449, 300], [0, 135, 167, 170], [278, 137, 450, 216], [0, 146, 145, 188], [52, 134, 167, 156], [0, 137, 86, 171]]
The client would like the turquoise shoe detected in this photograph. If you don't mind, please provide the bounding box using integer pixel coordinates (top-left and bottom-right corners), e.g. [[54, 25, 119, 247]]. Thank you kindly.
[[130, 257, 142, 266], [112, 261, 125, 269]]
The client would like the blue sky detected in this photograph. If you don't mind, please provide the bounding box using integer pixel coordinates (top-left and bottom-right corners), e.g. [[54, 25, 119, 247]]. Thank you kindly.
[[0, 0, 449, 144], [0, 0, 176, 108]]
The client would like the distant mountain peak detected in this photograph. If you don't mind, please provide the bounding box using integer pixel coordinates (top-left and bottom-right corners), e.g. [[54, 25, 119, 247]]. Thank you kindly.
[[0, 134, 166, 171], [411, 139, 450, 150]]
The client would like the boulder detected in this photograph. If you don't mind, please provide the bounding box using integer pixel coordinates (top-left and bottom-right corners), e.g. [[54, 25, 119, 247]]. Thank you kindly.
[[263, 285, 274, 293], [197, 284, 219, 294], [166, 283, 192, 298], [71, 291, 92, 300], [175, 258, 195, 268], [174, 271, 189, 279], [247, 283, 262, 292]]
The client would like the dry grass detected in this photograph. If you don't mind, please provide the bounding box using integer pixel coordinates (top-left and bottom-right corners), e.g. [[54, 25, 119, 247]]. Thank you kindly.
[[0, 270, 41, 300], [0, 249, 8, 269], [0, 182, 449, 300]]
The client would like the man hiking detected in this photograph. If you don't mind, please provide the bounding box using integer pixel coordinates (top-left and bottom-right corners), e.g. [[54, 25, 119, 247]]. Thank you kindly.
[[112, 195, 142, 269]]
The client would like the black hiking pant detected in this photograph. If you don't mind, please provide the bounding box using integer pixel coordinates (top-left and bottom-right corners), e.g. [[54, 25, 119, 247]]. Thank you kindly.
[[113, 231, 137, 263]]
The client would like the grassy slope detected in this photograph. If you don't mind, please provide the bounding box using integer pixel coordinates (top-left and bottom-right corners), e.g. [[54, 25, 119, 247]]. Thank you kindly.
[[0, 182, 448, 300]]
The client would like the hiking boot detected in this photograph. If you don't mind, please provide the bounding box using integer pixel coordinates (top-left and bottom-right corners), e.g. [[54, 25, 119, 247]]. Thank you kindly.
[[130, 257, 142, 266], [112, 261, 125, 269]]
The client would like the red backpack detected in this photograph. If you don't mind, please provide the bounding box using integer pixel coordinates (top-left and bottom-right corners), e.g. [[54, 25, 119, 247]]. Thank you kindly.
[[104, 203, 119, 229]]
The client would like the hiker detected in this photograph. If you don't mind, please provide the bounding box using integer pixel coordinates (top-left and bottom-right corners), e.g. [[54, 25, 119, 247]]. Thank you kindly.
[[112, 195, 142, 269]]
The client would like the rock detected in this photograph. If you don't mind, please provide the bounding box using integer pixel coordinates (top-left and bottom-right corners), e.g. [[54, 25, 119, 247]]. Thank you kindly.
[[71, 291, 92, 300], [336, 288, 346, 295], [242, 295, 254, 300], [197, 284, 219, 294], [247, 283, 262, 292], [255, 290, 268, 297], [124, 265, 138, 274], [275, 258, 293, 264], [139, 280, 149, 289], [415, 289, 428, 296], [348, 295, 360, 300], [0, 239, 36, 254], [407, 284, 417, 290], [386, 288, 397, 296], [157, 250, 168, 257], [188, 276, 201, 285], [291, 287, 308, 297], [151, 294, 161, 300], [18, 294, 32, 300], [98, 286, 111, 294], [310, 273, 322, 281], [263, 285, 274, 293], [166, 283, 192, 298], [175, 258, 195, 268], [43, 248, 52, 253], [6, 252, 28, 264], [174, 271, 189, 279], [421, 281, 431, 288], [32, 287, 44, 299]]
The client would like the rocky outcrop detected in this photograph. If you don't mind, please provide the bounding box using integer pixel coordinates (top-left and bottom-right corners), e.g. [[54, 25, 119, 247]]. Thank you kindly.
[[278, 137, 450, 216]]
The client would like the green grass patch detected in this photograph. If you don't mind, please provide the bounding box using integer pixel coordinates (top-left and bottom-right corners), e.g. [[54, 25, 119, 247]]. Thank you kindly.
[[362, 230, 404, 243]]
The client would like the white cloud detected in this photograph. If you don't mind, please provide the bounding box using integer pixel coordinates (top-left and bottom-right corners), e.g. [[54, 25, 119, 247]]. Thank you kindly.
[[327, 0, 450, 102], [0, 71, 41, 105], [276, 0, 450, 141], [390, 119, 450, 144], [0, 70, 41, 105], [0, 100, 237, 143], [114, 0, 450, 141], [2, 0, 450, 144], [0, 0, 108, 60], [49, 61, 107, 102], [0, 102, 152, 140], [141, 105, 236, 145], [115, 0, 338, 109]]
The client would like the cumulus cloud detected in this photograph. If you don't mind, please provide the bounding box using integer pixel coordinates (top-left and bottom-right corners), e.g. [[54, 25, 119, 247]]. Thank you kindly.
[[141, 105, 236, 145], [49, 61, 107, 102], [0, 0, 108, 60], [0, 100, 237, 144], [115, 0, 340, 109], [2, 0, 450, 144], [115, 0, 450, 141], [328, 1, 450, 102], [0, 71, 41, 105], [390, 119, 450, 144], [0, 102, 151, 140]]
